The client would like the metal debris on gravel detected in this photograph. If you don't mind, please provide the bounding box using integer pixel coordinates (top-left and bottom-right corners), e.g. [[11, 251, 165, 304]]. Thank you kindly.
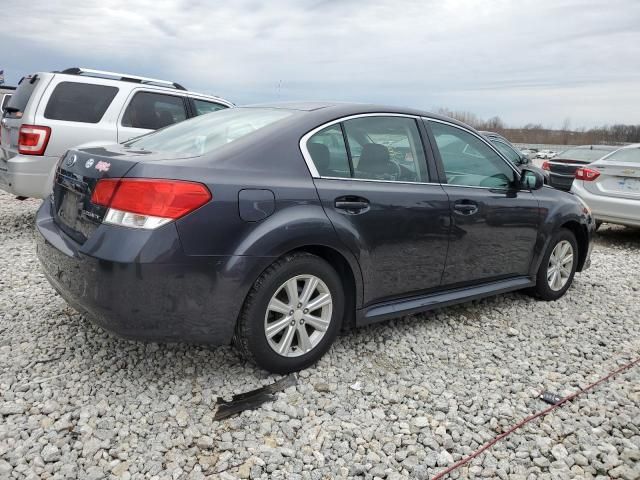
[[0, 191, 639, 479]]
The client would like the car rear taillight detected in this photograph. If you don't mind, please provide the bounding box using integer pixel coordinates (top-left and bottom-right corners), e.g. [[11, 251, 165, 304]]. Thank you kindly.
[[541, 161, 550, 170], [575, 167, 600, 181], [91, 178, 211, 229], [18, 125, 51, 155]]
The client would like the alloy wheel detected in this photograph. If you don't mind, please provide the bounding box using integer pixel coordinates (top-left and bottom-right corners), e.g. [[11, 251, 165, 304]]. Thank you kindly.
[[547, 240, 574, 291], [264, 274, 333, 357]]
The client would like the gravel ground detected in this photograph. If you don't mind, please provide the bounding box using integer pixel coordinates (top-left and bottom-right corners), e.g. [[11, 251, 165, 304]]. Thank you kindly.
[[0, 190, 639, 480]]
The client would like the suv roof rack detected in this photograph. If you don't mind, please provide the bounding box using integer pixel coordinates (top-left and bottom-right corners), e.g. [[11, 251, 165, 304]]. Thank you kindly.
[[59, 67, 187, 91]]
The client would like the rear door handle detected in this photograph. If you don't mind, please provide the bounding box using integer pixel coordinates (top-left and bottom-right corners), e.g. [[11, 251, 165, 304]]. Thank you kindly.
[[334, 196, 370, 214], [453, 202, 478, 215]]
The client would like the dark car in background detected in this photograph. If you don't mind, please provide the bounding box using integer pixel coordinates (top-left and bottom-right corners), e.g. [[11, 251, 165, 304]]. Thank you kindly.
[[480, 131, 550, 184], [542, 145, 618, 191], [36, 103, 594, 373]]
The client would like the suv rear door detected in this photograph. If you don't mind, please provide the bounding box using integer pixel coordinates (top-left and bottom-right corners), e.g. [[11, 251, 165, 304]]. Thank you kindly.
[[117, 90, 189, 143]]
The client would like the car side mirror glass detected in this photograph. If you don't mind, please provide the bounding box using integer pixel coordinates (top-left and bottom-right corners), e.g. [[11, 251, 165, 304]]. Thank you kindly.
[[520, 168, 544, 190]]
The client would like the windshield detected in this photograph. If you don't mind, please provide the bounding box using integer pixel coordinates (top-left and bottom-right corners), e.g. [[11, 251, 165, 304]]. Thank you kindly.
[[126, 108, 293, 155], [556, 148, 610, 162], [491, 139, 522, 164], [601, 147, 640, 164]]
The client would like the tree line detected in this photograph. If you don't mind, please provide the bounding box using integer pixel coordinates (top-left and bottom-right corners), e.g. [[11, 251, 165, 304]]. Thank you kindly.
[[435, 108, 640, 145]]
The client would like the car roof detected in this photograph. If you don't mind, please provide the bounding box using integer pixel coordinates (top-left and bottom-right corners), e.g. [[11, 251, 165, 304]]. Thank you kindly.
[[241, 101, 473, 130], [33, 69, 233, 106]]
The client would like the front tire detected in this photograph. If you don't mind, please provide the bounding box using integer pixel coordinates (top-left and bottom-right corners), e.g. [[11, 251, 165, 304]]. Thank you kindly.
[[234, 252, 344, 373], [531, 229, 578, 301]]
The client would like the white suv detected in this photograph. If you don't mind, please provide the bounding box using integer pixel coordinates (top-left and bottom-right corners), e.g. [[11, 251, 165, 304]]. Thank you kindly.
[[0, 68, 233, 198]]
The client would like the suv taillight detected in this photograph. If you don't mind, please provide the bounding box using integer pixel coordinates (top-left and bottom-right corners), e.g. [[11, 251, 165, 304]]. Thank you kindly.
[[18, 125, 51, 155], [575, 167, 600, 181], [91, 178, 212, 229]]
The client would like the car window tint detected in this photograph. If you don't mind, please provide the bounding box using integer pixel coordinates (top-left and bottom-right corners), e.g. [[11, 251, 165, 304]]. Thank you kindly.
[[1, 94, 11, 111], [430, 122, 516, 188], [5, 75, 38, 118], [343, 117, 427, 182], [491, 139, 521, 164], [122, 92, 187, 130], [44, 82, 118, 123], [193, 99, 228, 116], [307, 125, 351, 178]]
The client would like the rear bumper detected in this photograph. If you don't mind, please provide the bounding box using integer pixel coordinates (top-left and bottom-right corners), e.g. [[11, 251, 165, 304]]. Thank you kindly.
[[0, 153, 58, 198], [572, 181, 640, 227], [36, 200, 271, 345]]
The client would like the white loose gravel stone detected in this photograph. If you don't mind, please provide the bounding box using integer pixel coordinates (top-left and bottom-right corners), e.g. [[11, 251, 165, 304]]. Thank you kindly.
[[0, 190, 639, 479]]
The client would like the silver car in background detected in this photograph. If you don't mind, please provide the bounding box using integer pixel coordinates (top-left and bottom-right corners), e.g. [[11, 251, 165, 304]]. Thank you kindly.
[[571, 144, 640, 227]]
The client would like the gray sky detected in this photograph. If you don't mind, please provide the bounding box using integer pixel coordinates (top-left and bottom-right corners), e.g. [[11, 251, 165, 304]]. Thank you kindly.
[[1, 0, 639, 128]]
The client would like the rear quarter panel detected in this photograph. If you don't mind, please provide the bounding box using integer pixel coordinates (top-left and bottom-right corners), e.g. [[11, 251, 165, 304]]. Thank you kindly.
[[124, 136, 364, 306]]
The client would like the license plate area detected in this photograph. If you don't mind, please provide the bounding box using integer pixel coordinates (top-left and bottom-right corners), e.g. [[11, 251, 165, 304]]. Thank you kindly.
[[56, 188, 82, 230]]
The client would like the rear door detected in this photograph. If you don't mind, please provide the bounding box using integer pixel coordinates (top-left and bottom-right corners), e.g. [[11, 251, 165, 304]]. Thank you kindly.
[[117, 90, 189, 142], [585, 147, 640, 201], [426, 119, 540, 286], [305, 114, 451, 306]]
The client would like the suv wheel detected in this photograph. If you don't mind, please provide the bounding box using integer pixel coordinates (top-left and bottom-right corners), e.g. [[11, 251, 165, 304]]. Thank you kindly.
[[531, 229, 578, 301], [234, 253, 344, 373]]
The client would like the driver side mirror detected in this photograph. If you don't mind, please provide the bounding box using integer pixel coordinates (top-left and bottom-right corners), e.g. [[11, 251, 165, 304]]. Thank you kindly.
[[520, 168, 544, 190]]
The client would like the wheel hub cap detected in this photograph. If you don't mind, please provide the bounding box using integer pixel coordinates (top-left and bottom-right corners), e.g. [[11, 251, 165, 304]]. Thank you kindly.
[[264, 274, 333, 358], [547, 240, 574, 291]]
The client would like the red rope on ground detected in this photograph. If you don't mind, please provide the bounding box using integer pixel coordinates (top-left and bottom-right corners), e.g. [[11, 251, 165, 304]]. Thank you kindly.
[[430, 356, 640, 480]]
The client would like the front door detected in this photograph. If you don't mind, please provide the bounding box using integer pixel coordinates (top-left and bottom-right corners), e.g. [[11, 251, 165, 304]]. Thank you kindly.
[[305, 115, 451, 305], [426, 120, 540, 286]]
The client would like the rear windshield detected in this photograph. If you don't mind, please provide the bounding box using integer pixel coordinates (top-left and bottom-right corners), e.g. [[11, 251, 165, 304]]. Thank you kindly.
[[557, 148, 611, 162], [602, 147, 640, 163], [126, 108, 293, 155], [44, 82, 119, 123], [4, 75, 38, 118]]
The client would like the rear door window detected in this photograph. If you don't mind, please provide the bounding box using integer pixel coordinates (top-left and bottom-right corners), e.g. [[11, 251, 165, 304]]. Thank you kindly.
[[44, 82, 119, 123], [122, 92, 188, 130], [192, 99, 228, 116], [307, 125, 351, 178]]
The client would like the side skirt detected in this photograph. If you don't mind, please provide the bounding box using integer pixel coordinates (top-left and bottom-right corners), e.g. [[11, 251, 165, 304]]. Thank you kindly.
[[356, 276, 535, 326]]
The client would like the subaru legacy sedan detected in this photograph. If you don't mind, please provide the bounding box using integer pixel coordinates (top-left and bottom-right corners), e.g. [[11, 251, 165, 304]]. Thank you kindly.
[[36, 103, 594, 373]]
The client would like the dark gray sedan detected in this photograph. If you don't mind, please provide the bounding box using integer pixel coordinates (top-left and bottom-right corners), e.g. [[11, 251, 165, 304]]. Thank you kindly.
[[36, 103, 594, 372]]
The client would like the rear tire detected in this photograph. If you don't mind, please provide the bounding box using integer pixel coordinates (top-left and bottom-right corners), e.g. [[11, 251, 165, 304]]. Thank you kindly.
[[530, 229, 578, 301], [234, 252, 344, 373]]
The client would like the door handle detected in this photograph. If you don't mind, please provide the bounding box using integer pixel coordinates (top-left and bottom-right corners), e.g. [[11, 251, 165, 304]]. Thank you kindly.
[[334, 197, 370, 214], [453, 202, 478, 215]]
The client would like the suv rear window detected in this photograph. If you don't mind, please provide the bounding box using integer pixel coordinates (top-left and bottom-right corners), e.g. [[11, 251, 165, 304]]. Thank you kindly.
[[4, 75, 38, 118], [44, 82, 118, 123]]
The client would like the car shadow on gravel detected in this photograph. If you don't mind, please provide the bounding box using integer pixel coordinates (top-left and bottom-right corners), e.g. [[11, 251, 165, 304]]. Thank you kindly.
[[595, 224, 640, 248]]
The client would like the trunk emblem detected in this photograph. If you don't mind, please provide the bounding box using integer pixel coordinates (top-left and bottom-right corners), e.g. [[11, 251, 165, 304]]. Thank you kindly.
[[622, 169, 636, 175], [85, 158, 95, 168], [95, 160, 111, 172], [65, 154, 77, 167]]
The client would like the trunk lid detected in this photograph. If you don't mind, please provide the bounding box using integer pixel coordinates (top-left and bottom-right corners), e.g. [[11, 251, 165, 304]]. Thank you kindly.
[[584, 157, 640, 200], [51, 145, 191, 244]]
